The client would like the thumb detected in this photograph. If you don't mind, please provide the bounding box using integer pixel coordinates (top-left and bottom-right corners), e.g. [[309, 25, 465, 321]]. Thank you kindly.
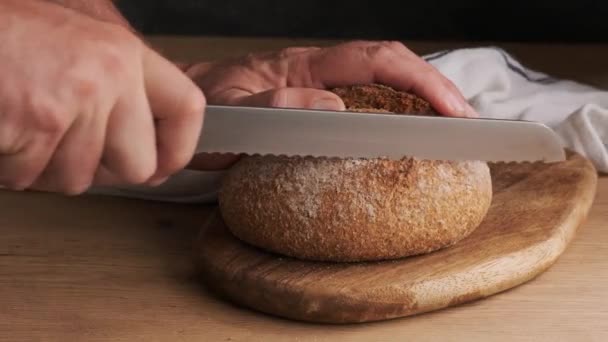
[[234, 87, 346, 111]]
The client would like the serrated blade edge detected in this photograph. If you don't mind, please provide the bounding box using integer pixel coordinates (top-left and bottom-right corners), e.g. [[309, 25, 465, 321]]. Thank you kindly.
[[195, 105, 566, 163]]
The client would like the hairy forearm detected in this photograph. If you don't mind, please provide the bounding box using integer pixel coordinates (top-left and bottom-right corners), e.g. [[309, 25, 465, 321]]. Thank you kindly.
[[43, 0, 194, 70], [45, 0, 132, 29]]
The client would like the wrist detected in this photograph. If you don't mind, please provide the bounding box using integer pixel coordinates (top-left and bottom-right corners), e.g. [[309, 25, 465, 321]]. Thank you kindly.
[[43, 1, 206, 79]]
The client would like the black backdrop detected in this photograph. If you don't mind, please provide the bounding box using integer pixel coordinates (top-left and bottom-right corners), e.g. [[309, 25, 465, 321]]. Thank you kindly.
[[117, 1, 608, 42]]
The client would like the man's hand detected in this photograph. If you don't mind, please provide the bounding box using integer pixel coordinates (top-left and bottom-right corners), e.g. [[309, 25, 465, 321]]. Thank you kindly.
[[185, 41, 477, 170], [0, 0, 205, 194]]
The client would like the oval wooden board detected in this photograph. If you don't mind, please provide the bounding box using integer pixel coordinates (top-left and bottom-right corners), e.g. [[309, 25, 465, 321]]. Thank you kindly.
[[194, 150, 598, 324]]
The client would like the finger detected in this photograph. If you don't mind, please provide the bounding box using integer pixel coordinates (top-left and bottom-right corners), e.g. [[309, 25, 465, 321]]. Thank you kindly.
[[300, 41, 477, 117], [142, 47, 206, 182], [102, 77, 157, 185], [228, 87, 346, 110], [0, 135, 59, 190], [28, 109, 107, 195], [371, 42, 478, 117], [380, 58, 478, 118]]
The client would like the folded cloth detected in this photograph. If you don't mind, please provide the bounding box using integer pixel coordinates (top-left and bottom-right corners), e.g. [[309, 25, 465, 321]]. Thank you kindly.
[[87, 46, 608, 204], [424, 46, 608, 173]]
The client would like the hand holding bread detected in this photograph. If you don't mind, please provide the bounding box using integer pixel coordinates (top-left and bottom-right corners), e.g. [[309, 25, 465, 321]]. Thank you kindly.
[[186, 40, 478, 170]]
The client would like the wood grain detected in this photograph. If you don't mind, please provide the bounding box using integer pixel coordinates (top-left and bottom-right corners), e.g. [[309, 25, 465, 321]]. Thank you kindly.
[[194, 151, 598, 323], [0, 157, 606, 342]]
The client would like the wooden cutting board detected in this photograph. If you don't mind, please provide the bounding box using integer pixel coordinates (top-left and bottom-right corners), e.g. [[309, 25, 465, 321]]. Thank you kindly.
[[194, 150, 598, 324]]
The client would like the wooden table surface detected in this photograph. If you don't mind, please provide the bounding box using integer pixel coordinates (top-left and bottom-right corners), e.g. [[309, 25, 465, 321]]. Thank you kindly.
[[1, 37, 608, 341]]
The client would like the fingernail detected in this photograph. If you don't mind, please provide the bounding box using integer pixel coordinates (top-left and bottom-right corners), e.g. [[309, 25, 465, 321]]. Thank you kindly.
[[312, 98, 342, 110]]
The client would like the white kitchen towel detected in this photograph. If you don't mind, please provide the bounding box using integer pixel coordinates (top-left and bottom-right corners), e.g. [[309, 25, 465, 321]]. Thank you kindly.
[[424, 46, 608, 172], [87, 46, 608, 204]]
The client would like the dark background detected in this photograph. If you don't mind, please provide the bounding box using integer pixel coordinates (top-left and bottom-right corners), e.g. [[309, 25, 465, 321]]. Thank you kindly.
[[116, 1, 608, 43]]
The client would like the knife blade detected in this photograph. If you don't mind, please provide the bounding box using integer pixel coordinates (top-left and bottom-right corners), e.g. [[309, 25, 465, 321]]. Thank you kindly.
[[195, 105, 566, 163]]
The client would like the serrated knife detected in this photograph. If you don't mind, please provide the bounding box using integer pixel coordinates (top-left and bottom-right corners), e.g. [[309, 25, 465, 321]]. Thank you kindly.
[[195, 105, 566, 163]]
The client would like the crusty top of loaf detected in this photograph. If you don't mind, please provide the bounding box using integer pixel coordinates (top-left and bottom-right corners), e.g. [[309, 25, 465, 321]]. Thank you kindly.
[[331, 84, 438, 116]]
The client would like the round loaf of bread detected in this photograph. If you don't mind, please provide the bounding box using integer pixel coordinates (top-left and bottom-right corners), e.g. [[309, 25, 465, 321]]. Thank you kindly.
[[218, 84, 493, 262]]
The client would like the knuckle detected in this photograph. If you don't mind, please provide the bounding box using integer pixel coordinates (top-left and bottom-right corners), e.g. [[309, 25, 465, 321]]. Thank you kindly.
[[279, 46, 317, 58], [359, 41, 415, 62], [365, 43, 399, 62], [240, 52, 261, 68], [381, 40, 409, 52], [93, 28, 140, 75], [97, 45, 130, 76], [181, 86, 207, 118], [71, 77, 101, 100], [31, 100, 69, 135]]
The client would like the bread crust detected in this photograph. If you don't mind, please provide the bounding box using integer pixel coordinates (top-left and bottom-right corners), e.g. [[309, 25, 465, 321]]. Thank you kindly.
[[218, 84, 493, 262]]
